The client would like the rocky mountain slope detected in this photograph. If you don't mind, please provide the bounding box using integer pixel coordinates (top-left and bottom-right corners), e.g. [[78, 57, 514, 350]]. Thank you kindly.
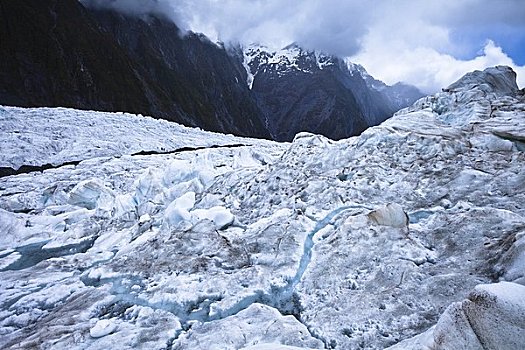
[[1, 66, 523, 349], [0, 0, 421, 141], [0, 0, 269, 138], [347, 63, 424, 112]]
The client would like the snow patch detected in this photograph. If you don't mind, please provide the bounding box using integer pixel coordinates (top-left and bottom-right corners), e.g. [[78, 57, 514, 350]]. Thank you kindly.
[[90, 319, 118, 338], [243, 51, 255, 89]]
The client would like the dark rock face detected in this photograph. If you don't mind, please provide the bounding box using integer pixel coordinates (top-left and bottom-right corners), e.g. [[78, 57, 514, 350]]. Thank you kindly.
[[0, 0, 150, 113], [350, 63, 425, 112], [90, 9, 269, 136], [382, 82, 426, 111], [0, 0, 269, 138]]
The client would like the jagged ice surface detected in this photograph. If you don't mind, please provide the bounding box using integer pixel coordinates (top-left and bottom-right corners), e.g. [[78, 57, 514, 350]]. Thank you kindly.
[[0, 66, 524, 349]]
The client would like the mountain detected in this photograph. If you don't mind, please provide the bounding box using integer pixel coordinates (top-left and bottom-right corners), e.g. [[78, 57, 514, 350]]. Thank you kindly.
[[88, 7, 270, 137], [0, 0, 150, 113], [0, 0, 421, 141], [348, 62, 424, 111], [240, 44, 424, 141], [0, 0, 269, 138], [1, 66, 524, 349]]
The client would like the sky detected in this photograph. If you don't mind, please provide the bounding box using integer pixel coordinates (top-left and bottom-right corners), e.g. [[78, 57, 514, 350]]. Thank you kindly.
[[85, 0, 525, 93]]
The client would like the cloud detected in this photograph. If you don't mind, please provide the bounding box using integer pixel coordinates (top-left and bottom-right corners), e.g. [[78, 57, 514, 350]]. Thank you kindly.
[[164, 0, 373, 56], [343, 0, 525, 92], [81, 0, 525, 92], [351, 37, 525, 93]]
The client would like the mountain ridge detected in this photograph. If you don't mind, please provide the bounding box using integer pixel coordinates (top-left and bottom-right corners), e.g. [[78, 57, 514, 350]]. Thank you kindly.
[[0, 0, 270, 138], [240, 44, 423, 141], [0, 0, 422, 141]]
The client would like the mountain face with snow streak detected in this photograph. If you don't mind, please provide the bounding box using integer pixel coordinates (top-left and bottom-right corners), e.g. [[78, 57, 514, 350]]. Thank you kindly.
[[241, 44, 423, 141], [1, 58, 524, 350]]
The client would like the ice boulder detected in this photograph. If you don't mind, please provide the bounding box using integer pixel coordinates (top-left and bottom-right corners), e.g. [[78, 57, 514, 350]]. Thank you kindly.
[[0, 209, 22, 249], [192, 206, 235, 230], [133, 168, 163, 206], [292, 132, 332, 147], [162, 160, 195, 187], [163, 192, 196, 229], [139, 213, 152, 225], [368, 203, 408, 228], [163, 158, 216, 190], [172, 192, 196, 211], [112, 193, 137, 221], [68, 179, 114, 211]]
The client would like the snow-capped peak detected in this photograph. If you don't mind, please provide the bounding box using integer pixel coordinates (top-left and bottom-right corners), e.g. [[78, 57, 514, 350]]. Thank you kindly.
[[243, 43, 337, 77], [346, 60, 387, 91], [314, 50, 335, 69], [346, 61, 366, 74]]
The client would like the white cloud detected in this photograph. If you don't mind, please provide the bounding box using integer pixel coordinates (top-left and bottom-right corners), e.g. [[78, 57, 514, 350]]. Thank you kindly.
[[174, 0, 525, 92], [346, 0, 525, 92], [170, 0, 371, 55], [352, 39, 525, 93]]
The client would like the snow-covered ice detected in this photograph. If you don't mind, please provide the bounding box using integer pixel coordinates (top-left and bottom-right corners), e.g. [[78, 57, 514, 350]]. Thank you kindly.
[[1, 66, 524, 349], [90, 319, 117, 338], [0, 105, 278, 170], [389, 281, 525, 350]]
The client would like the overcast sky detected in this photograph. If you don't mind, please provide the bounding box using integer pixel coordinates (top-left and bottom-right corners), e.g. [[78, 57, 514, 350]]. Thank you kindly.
[[87, 0, 525, 93]]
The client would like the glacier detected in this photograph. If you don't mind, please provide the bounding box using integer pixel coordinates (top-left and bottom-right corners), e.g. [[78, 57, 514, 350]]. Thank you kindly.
[[0, 66, 524, 349]]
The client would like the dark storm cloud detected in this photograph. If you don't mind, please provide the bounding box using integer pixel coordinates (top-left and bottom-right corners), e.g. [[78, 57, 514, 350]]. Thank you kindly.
[[180, 0, 374, 57], [80, 0, 372, 56], [80, 0, 525, 57]]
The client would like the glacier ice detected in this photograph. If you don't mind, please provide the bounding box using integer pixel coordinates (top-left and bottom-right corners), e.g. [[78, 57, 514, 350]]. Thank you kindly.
[[90, 319, 117, 338], [1, 66, 525, 349], [367, 203, 408, 228], [389, 281, 525, 350], [192, 206, 235, 230]]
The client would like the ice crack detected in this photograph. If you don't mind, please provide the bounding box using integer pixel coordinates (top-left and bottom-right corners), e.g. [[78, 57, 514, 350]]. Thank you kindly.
[[81, 206, 361, 348], [130, 143, 248, 157], [0, 144, 248, 178], [1, 236, 98, 271], [0, 160, 82, 178]]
